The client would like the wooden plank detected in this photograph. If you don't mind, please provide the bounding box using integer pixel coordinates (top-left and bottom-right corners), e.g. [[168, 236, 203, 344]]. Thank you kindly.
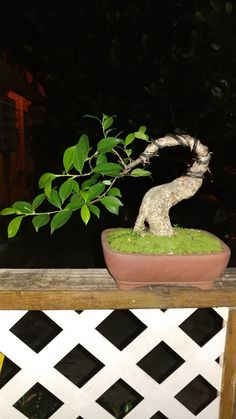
[[0, 268, 235, 310], [219, 309, 236, 419]]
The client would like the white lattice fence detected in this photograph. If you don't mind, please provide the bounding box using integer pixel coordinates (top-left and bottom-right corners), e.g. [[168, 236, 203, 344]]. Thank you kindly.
[[0, 308, 228, 419]]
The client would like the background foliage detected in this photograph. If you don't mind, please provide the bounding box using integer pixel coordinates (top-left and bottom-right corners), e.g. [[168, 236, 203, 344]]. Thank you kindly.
[[1, 0, 235, 159]]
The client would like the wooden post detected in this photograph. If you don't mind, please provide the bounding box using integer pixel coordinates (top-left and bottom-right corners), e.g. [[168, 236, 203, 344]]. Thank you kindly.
[[219, 309, 236, 419]]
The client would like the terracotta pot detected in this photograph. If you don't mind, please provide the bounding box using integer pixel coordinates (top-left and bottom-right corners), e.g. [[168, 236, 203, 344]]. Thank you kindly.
[[101, 229, 231, 290]]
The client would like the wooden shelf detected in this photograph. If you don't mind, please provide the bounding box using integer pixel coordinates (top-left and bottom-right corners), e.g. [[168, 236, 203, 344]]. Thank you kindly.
[[0, 267, 235, 310], [1, 267, 236, 418]]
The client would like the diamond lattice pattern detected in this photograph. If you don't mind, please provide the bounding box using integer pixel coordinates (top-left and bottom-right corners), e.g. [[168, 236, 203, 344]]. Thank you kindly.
[[0, 307, 228, 419]]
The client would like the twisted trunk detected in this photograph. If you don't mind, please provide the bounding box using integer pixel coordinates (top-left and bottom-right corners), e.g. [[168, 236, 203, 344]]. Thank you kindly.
[[126, 134, 211, 236]]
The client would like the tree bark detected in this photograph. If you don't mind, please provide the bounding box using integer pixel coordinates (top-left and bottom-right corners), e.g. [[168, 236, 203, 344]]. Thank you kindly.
[[126, 134, 211, 236]]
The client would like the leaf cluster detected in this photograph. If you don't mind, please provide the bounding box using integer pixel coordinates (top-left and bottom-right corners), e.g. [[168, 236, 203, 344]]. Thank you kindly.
[[0, 114, 151, 238]]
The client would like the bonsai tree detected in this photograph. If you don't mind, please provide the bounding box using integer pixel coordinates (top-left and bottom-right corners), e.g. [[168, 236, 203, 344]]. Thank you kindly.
[[0, 114, 212, 239]]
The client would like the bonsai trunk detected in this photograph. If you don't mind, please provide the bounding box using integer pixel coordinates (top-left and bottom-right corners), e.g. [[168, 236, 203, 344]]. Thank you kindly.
[[126, 134, 211, 236]]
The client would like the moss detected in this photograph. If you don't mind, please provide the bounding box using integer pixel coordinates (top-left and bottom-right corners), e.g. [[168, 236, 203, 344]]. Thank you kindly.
[[107, 228, 223, 255]]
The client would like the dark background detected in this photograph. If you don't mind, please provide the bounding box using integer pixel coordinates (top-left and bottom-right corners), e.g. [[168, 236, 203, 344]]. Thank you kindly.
[[0, 0, 236, 267]]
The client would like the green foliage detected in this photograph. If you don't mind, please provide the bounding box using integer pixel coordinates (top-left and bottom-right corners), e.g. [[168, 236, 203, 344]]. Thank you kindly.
[[107, 187, 122, 197], [50, 210, 72, 233], [63, 146, 75, 172], [7, 216, 24, 238], [97, 137, 121, 153], [88, 183, 106, 200], [0, 114, 151, 238], [130, 168, 152, 177], [89, 204, 100, 218], [107, 228, 223, 255], [81, 205, 90, 225], [0, 208, 16, 215], [59, 179, 73, 203], [93, 162, 122, 176], [32, 214, 50, 232], [12, 202, 33, 214], [32, 194, 46, 211], [125, 126, 149, 146], [100, 196, 123, 215]]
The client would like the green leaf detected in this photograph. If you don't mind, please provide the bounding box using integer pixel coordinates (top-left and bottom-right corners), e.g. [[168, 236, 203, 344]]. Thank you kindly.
[[125, 148, 132, 157], [138, 125, 147, 133], [79, 189, 89, 203], [47, 190, 62, 209], [130, 168, 151, 177], [82, 178, 94, 188], [134, 131, 149, 140], [63, 146, 75, 172], [32, 193, 45, 211], [12, 201, 33, 214], [89, 204, 100, 218], [74, 135, 89, 173], [108, 187, 122, 197], [103, 180, 112, 185], [59, 179, 73, 204], [125, 133, 135, 146], [97, 137, 120, 153], [78, 134, 89, 158], [73, 144, 85, 172], [70, 193, 84, 204], [65, 201, 83, 210], [66, 195, 84, 210], [81, 205, 90, 225], [102, 115, 114, 130], [44, 178, 53, 198], [38, 173, 56, 189], [0, 207, 16, 215], [50, 210, 72, 233], [7, 216, 24, 238], [96, 153, 107, 165], [93, 163, 122, 176], [81, 174, 99, 188], [66, 193, 84, 209], [72, 180, 80, 192], [100, 196, 123, 214], [88, 182, 106, 200], [32, 214, 50, 232], [225, 2, 233, 15]]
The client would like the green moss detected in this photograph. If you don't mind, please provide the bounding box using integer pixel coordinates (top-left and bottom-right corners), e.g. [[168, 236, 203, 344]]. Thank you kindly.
[[107, 228, 223, 255]]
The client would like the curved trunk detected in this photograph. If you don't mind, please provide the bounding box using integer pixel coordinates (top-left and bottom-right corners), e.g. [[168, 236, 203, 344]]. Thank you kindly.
[[126, 134, 211, 236], [133, 175, 203, 236]]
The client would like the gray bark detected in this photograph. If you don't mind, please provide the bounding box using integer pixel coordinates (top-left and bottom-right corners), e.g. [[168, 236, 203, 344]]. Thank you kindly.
[[126, 134, 211, 236]]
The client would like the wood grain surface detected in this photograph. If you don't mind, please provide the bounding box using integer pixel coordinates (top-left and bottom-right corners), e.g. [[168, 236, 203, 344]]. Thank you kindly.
[[0, 267, 235, 310]]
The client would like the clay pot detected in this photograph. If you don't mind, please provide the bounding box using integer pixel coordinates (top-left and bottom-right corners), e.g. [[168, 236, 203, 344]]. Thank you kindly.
[[101, 229, 231, 290]]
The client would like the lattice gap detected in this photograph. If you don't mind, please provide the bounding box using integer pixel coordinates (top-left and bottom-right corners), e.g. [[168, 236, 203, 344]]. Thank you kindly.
[[0, 307, 228, 419]]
